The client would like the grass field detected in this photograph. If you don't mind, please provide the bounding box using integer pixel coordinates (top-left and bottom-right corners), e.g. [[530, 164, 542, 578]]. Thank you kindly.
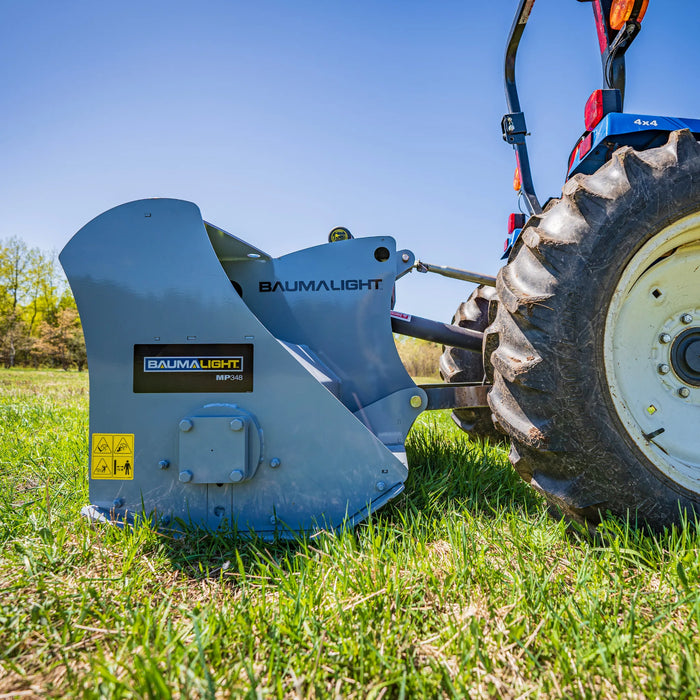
[[1, 369, 700, 698]]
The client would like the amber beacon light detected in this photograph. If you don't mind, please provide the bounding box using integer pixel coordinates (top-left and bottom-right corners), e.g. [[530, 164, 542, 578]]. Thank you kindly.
[[609, 0, 649, 30]]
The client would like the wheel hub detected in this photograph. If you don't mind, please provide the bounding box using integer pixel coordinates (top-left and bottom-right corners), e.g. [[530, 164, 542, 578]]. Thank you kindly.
[[671, 328, 700, 386]]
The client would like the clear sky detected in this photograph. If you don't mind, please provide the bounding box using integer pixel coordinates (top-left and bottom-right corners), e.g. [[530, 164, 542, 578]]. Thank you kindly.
[[2, 0, 698, 319]]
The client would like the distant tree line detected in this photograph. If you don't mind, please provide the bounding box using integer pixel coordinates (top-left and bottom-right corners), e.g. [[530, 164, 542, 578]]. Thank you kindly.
[[0, 236, 86, 370]]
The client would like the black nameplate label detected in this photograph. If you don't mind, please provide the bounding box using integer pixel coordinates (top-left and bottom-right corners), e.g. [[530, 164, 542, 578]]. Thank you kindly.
[[133, 344, 253, 393]]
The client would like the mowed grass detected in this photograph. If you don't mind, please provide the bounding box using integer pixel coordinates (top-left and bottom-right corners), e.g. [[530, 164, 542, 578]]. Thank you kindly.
[[1, 370, 700, 698]]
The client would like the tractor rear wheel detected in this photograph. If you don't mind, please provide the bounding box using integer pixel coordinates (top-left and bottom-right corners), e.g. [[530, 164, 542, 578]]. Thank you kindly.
[[440, 285, 502, 442], [486, 130, 700, 529]]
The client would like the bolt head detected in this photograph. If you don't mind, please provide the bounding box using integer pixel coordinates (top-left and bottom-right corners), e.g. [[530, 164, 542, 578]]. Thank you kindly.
[[679, 387, 691, 398], [112, 497, 124, 509], [229, 418, 244, 432], [409, 395, 422, 409], [179, 419, 193, 432], [658, 364, 670, 375], [158, 459, 170, 470], [681, 314, 694, 325], [179, 469, 193, 483], [376, 481, 386, 492], [269, 457, 281, 469], [229, 469, 244, 483], [269, 515, 277, 525], [659, 333, 672, 344], [401, 253, 410, 263], [160, 514, 171, 526]]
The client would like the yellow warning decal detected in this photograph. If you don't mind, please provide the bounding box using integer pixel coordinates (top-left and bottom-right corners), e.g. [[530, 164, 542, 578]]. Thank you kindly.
[[91, 433, 134, 480]]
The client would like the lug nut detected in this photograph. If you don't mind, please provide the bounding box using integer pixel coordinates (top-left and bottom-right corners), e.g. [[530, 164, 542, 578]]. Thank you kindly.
[[681, 314, 694, 325], [659, 333, 672, 344], [179, 470, 193, 483], [179, 419, 193, 432], [658, 364, 670, 375], [229, 470, 244, 482], [679, 387, 691, 398]]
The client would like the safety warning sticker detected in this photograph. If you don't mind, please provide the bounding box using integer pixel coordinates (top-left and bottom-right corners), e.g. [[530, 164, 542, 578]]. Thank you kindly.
[[91, 433, 134, 480]]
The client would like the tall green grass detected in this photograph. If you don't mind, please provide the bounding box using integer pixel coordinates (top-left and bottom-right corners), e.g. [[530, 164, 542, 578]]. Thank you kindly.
[[1, 370, 699, 698]]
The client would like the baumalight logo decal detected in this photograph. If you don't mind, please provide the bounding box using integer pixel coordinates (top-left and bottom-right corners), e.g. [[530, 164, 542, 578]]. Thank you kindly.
[[144, 356, 243, 372], [259, 279, 382, 292]]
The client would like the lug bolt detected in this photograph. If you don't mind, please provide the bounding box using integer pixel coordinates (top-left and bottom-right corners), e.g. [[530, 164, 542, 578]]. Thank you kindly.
[[269, 458, 281, 469], [681, 314, 694, 325], [179, 470, 193, 483], [179, 419, 193, 432], [158, 459, 170, 470], [658, 364, 670, 375], [659, 333, 672, 344], [410, 395, 422, 408], [679, 387, 691, 398], [229, 470, 244, 482], [112, 497, 124, 509], [376, 481, 386, 491], [229, 418, 244, 432]]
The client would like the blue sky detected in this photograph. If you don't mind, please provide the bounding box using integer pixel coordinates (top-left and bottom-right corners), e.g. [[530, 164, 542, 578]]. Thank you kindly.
[[2, 0, 698, 319]]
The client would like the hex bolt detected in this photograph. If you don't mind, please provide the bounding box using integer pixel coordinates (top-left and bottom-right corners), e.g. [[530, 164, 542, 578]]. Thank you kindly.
[[158, 459, 170, 470], [376, 481, 386, 492], [410, 395, 422, 408], [659, 333, 672, 344], [179, 419, 193, 432], [229, 470, 244, 483], [679, 387, 691, 398], [269, 457, 281, 469], [401, 253, 410, 263], [229, 418, 244, 432], [179, 469, 193, 483], [269, 515, 277, 525], [681, 314, 694, 325], [112, 497, 124, 509], [658, 364, 670, 375]]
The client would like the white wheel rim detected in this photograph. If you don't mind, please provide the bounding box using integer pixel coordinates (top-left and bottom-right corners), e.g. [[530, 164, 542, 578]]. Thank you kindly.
[[604, 211, 700, 493]]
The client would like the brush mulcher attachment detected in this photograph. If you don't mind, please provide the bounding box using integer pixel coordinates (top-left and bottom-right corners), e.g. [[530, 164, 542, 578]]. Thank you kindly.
[[61, 199, 486, 535]]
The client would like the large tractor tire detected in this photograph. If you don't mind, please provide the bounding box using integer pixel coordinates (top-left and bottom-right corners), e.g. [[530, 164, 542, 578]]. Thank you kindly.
[[440, 285, 503, 442], [485, 129, 700, 529]]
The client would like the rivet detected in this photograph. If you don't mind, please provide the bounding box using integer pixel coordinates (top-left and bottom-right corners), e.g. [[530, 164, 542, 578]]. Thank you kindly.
[[409, 395, 422, 408], [179, 470, 193, 483], [659, 333, 672, 344], [179, 419, 193, 432], [158, 459, 170, 470], [679, 387, 691, 398], [658, 364, 670, 375], [229, 418, 244, 432], [681, 314, 694, 325], [269, 458, 281, 469], [376, 481, 386, 491], [229, 470, 244, 482]]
